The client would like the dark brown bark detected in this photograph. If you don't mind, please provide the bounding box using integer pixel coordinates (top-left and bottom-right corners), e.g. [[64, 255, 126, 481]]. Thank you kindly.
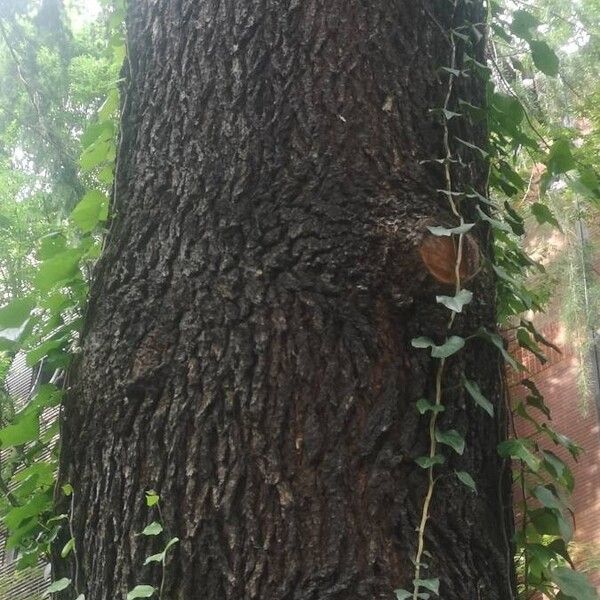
[[59, 1, 515, 598]]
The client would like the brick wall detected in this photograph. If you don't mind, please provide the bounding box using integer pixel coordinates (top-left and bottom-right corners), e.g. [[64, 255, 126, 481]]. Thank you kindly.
[[509, 319, 600, 589]]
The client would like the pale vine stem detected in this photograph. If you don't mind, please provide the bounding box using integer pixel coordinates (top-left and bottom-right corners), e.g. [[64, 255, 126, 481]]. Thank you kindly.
[[69, 490, 81, 596], [157, 501, 166, 600], [411, 1, 462, 598]]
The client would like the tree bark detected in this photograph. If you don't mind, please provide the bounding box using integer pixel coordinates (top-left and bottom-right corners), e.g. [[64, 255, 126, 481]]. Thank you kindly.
[[59, 1, 515, 598]]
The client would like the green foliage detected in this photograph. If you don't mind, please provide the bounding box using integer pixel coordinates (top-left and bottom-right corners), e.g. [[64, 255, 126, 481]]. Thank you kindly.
[[0, 0, 597, 599]]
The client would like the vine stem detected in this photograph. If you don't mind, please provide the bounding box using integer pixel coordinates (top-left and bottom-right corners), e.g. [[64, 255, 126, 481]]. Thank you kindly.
[[69, 490, 81, 596], [411, 1, 462, 597]]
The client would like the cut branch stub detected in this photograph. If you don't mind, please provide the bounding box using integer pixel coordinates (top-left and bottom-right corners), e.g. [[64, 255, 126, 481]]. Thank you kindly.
[[419, 233, 480, 285]]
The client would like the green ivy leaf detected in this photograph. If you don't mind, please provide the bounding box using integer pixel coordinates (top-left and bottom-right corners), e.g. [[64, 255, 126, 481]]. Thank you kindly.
[[529, 40, 559, 76], [476, 205, 512, 233], [0, 410, 39, 449], [126, 585, 156, 599], [416, 399, 445, 415], [0, 297, 34, 345], [26, 337, 69, 367], [455, 471, 477, 493], [144, 551, 165, 565], [440, 66, 461, 77], [455, 137, 489, 158], [442, 108, 462, 120], [35, 249, 83, 293], [477, 328, 524, 371], [146, 490, 160, 507], [533, 485, 563, 512], [463, 378, 494, 417], [547, 138, 575, 175], [497, 439, 541, 472], [427, 223, 475, 236], [435, 429, 465, 455], [140, 521, 163, 536], [415, 455, 445, 469], [411, 336, 465, 359], [71, 190, 109, 233], [61, 538, 75, 558], [80, 138, 115, 172], [144, 537, 179, 565], [395, 591, 412, 600], [531, 202, 561, 230], [45, 578, 72, 595], [164, 536, 180, 553], [550, 567, 599, 600], [414, 578, 440, 595], [436, 289, 473, 313], [510, 10, 539, 40], [4, 489, 52, 530], [98, 88, 119, 121]]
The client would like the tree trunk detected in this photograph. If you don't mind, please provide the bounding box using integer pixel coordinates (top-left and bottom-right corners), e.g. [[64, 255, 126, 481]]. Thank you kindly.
[[59, 1, 515, 598]]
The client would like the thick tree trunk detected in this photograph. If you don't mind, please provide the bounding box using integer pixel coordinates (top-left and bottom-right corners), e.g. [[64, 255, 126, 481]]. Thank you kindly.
[[59, 1, 515, 598]]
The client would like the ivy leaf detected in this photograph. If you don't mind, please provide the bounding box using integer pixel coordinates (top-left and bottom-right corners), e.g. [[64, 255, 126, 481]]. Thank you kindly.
[[144, 552, 165, 565], [539, 423, 582, 460], [542, 450, 574, 492], [126, 586, 156, 599], [530, 40, 560, 76], [497, 439, 541, 472], [4, 489, 52, 530], [80, 138, 115, 172], [477, 328, 524, 371], [427, 223, 475, 236], [547, 139, 575, 175], [455, 137, 489, 158], [0, 297, 34, 344], [146, 536, 179, 565], [510, 10, 539, 40], [415, 455, 445, 469], [45, 578, 72, 595], [550, 567, 599, 600], [414, 578, 440, 594], [458, 100, 486, 122], [436, 289, 473, 313], [533, 485, 563, 512], [395, 591, 412, 600], [416, 399, 445, 415], [35, 249, 83, 293], [463, 378, 494, 417], [440, 66, 461, 77], [61, 538, 75, 558], [98, 88, 119, 121], [146, 490, 160, 507], [435, 429, 465, 455], [455, 471, 477, 493], [27, 337, 69, 367], [442, 109, 462, 120], [411, 336, 465, 358], [531, 203, 561, 230], [0, 410, 39, 448], [140, 522, 163, 536], [71, 190, 109, 233], [476, 205, 512, 233]]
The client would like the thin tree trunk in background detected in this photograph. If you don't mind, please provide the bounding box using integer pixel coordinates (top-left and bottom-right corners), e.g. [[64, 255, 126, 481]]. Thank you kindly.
[[59, 1, 515, 598]]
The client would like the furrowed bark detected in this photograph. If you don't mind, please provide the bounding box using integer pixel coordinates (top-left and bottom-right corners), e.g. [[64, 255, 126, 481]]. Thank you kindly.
[[58, 1, 515, 598]]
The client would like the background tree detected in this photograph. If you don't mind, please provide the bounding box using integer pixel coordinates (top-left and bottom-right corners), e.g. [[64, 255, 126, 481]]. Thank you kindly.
[[57, 1, 516, 599]]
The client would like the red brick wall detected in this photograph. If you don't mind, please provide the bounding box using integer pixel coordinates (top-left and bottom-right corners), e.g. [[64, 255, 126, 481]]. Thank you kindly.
[[509, 321, 600, 589]]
